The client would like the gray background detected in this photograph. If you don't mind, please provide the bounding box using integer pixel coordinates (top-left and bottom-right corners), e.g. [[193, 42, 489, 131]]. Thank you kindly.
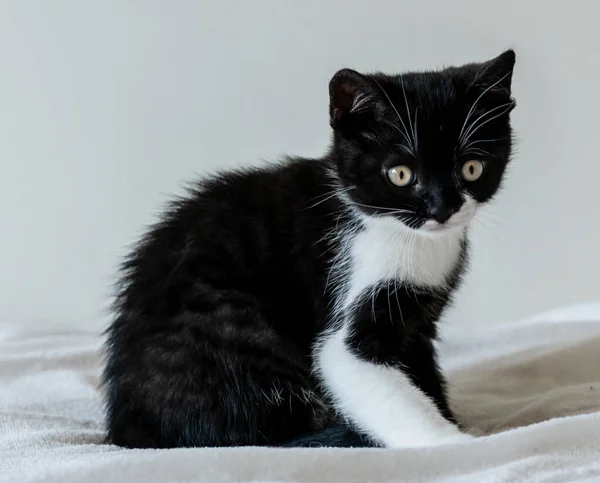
[[1, 0, 598, 331]]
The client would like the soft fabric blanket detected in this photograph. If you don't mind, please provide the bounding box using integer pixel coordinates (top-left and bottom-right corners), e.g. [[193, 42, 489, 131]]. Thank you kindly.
[[2, 303, 600, 482]]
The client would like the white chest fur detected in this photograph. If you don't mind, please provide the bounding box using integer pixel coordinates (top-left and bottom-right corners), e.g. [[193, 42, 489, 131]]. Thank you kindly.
[[342, 215, 465, 310], [316, 214, 472, 448]]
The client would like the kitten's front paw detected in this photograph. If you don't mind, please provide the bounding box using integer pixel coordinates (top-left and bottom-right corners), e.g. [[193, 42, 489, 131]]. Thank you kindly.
[[439, 431, 476, 445], [387, 429, 475, 449], [463, 426, 485, 438]]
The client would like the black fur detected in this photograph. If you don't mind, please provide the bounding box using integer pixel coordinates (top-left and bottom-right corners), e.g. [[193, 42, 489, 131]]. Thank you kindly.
[[103, 50, 516, 448]]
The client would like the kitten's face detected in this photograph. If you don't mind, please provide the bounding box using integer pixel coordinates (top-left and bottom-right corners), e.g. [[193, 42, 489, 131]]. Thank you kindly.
[[329, 50, 516, 234]]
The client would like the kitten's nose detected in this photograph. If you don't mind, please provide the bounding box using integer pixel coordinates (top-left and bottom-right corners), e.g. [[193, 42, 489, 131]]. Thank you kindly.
[[429, 205, 459, 224]]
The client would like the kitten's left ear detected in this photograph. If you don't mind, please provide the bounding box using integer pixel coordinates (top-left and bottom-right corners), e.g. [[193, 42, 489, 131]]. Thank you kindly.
[[329, 69, 376, 130], [474, 49, 516, 95]]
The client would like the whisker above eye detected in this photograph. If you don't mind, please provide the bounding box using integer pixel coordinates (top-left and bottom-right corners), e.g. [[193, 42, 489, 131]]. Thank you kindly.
[[457, 70, 512, 144], [460, 101, 515, 148], [413, 107, 419, 153], [383, 120, 413, 152], [400, 76, 417, 154], [461, 147, 493, 158], [460, 137, 507, 153], [351, 201, 417, 214], [464, 137, 507, 145], [395, 143, 414, 156], [372, 78, 415, 156]]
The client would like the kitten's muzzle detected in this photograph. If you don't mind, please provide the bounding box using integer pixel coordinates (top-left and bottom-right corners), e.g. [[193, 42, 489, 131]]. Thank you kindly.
[[421, 197, 477, 233], [428, 204, 460, 224]]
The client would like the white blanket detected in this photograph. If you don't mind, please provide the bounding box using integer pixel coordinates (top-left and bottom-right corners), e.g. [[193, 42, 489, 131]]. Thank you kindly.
[[2, 303, 600, 482]]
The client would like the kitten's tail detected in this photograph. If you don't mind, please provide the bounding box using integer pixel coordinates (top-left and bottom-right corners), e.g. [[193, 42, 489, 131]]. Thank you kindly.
[[279, 423, 377, 448]]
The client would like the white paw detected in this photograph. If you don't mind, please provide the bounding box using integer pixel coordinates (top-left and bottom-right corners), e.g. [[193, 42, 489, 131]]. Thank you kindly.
[[387, 430, 475, 449], [438, 431, 475, 445]]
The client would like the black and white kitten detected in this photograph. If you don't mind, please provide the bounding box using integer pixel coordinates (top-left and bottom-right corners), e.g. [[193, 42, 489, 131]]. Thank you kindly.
[[103, 50, 516, 449]]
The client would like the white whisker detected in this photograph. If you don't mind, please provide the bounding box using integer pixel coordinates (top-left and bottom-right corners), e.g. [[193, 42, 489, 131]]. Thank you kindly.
[[464, 137, 506, 146], [460, 101, 515, 148], [473, 217, 508, 249], [461, 137, 506, 153], [400, 77, 417, 153], [393, 280, 405, 328], [351, 201, 417, 214], [457, 71, 512, 145], [384, 120, 414, 149], [387, 284, 393, 324], [350, 92, 370, 113], [372, 78, 415, 155], [305, 186, 354, 210], [395, 143, 413, 156], [461, 147, 493, 158], [413, 107, 419, 153], [371, 286, 377, 323]]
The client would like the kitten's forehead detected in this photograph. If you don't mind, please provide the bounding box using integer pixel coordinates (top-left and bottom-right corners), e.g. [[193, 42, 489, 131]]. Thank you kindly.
[[370, 74, 467, 155], [376, 71, 474, 118], [374, 57, 511, 117], [372, 66, 513, 160]]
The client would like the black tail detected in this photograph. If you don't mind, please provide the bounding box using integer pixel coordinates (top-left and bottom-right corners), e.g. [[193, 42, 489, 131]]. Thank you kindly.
[[280, 423, 377, 448]]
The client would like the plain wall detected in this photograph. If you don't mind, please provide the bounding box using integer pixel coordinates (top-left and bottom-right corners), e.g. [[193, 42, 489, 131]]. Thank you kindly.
[[1, 0, 599, 331]]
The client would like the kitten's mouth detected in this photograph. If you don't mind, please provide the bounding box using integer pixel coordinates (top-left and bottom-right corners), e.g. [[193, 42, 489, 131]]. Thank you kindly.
[[391, 214, 468, 233], [421, 221, 466, 233], [417, 198, 477, 234], [419, 214, 474, 234]]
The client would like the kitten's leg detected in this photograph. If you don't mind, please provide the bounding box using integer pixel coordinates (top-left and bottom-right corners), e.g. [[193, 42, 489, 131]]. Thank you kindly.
[[316, 287, 472, 449], [317, 327, 470, 448], [401, 336, 456, 423]]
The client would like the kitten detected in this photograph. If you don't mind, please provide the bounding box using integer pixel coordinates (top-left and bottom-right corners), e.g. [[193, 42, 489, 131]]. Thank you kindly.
[[103, 50, 516, 448]]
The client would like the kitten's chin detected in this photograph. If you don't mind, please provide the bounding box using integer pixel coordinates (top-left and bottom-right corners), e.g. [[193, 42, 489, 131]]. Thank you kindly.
[[418, 220, 470, 235], [417, 213, 476, 236], [416, 197, 478, 236]]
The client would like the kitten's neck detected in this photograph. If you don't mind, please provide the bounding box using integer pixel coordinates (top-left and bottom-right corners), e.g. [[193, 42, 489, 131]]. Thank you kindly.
[[338, 212, 466, 310]]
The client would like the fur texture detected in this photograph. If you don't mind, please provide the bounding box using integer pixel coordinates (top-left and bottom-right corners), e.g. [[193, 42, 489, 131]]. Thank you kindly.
[[103, 50, 516, 448]]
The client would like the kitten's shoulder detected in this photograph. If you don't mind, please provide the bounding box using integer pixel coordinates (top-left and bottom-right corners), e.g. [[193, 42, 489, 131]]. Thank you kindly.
[[182, 156, 330, 207], [199, 156, 327, 190]]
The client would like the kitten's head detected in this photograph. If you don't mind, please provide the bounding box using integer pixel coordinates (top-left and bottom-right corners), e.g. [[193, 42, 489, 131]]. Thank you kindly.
[[329, 50, 516, 234]]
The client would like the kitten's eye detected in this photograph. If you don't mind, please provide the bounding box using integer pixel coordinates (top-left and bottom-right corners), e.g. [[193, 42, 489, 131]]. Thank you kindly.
[[387, 165, 414, 187], [461, 160, 484, 182]]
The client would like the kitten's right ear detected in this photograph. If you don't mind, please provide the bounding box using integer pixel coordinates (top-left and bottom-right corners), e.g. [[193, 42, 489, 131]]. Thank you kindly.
[[474, 49, 516, 95], [329, 69, 374, 130]]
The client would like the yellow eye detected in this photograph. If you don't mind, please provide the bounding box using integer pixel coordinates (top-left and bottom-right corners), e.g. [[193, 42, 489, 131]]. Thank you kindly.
[[461, 160, 484, 182], [387, 165, 414, 187]]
